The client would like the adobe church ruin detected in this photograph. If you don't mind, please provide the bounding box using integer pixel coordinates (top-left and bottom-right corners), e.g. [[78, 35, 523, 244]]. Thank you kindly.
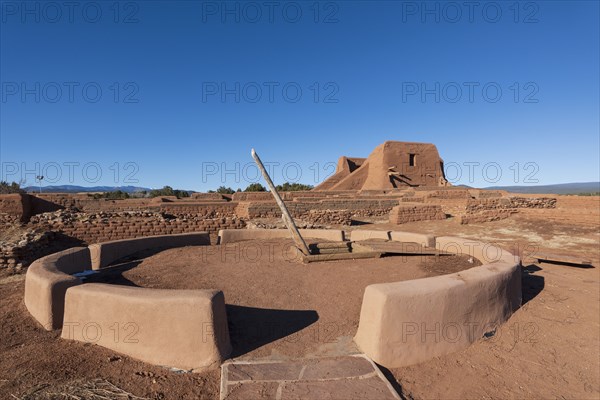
[[316, 141, 449, 190]]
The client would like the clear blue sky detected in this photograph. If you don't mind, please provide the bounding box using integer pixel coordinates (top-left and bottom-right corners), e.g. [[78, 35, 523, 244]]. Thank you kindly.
[[1, 0, 598, 191]]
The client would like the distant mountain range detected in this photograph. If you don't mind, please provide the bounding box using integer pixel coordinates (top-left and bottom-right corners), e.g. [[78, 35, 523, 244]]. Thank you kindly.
[[24, 185, 152, 193], [23, 182, 600, 195], [484, 182, 600, 194]]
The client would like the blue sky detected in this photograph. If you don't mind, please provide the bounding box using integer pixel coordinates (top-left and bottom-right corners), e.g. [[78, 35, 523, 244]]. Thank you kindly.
[[1, 0, 598, 191]]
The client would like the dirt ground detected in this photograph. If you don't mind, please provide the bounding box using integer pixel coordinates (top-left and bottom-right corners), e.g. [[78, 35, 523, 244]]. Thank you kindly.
[[1, 196, 599, 399]]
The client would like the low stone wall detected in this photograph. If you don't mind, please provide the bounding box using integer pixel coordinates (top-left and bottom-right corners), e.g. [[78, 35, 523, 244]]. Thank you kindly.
[[389, 203, 446, 224], [354, 236, 521, 368]]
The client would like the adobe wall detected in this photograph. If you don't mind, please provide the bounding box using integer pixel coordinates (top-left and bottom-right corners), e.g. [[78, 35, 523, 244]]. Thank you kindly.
[[89, 232, 210, 270], [354, 235, 521, 368], [0, 193, 31, 223], [62, 285, 231, 371], [350, 230, 390, 241], [348, 229, 437, 248], [24, 247, 89, 330], [26, 193, 87, 211], [218, 228, 345, 244]]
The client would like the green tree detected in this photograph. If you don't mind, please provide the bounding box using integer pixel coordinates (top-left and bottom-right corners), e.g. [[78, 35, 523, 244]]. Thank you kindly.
[[92, 190, 131, 200], [216, 186, 235, 194], [244, 183, 267, 192], [275, 182, 314, 192], [0, 181, 25, 194], [149, 186, 190, 199]]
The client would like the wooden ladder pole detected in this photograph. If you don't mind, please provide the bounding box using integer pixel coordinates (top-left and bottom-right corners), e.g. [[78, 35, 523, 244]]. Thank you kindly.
[[251, 148, 311, 256]]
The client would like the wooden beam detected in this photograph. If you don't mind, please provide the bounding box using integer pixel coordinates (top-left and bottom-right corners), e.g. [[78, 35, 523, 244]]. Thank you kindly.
[[302, 251, 383, 263], [534, 252, 593, 267], [251, 148, 311, 256]]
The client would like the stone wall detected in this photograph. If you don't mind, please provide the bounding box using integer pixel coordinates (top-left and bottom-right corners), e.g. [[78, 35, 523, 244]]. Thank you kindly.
[[236, 199, 399, 221], [28, 210, 245, 245], [508, 196, 557, 209], [471, 190, 505, 199], [425, 189, 472, 199], [389, 203, 446, 224], [0, 231, 56, 270], [190, 193, 229, 201], [460, 197, 557, 224], [305, 210, 353, 226]]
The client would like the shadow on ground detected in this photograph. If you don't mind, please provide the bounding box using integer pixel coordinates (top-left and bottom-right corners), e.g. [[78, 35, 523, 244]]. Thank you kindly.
[[376, 364, 411, 400], [81, 260, 141, 287], [522, 264, 545, 305], [226, 305, 319, 358]]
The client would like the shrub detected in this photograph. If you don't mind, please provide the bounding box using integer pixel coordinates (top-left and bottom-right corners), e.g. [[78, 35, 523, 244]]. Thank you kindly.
[[244, 183, 267, 192]]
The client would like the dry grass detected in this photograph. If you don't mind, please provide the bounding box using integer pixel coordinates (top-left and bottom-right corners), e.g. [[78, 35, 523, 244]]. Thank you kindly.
[[14, 379, 147, 400]]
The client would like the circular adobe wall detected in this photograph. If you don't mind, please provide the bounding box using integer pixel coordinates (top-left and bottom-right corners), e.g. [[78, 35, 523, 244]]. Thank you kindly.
[[24, 232, 231, 372], [24, 229, 521, 371]]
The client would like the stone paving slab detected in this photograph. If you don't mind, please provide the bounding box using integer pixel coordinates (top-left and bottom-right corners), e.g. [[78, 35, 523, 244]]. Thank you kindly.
[[220, 354, 400, 400]]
